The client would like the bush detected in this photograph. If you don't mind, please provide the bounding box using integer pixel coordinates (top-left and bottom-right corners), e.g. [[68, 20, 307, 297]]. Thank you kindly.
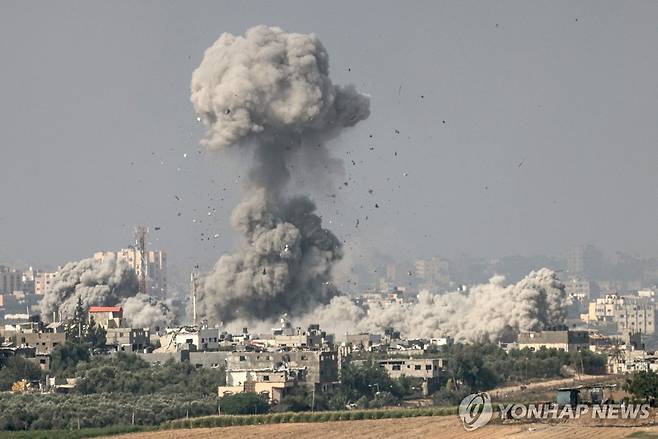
[[0, 357, 42, 391], [219, 393, 268, 415], [0, 393, 221, 431]]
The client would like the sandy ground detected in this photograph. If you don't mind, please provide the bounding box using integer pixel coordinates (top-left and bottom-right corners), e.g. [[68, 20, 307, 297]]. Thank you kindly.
[[106, 415, 658, 439]]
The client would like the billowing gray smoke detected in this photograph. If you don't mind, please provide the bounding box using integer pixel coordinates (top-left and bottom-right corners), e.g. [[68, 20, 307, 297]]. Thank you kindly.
[[40, 255, 138, 320], [304, 268, 568, 342], [39, 255, 173, 328], [122, 294, 176, 329], [191, 26, 370, 323]]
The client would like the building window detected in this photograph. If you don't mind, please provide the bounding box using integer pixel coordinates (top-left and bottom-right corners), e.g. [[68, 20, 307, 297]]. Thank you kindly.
[[426, 365, 432, 370], [415, 365, 421, 370], [263, 375, 270, 381], [239, 355, 246, 361], [392, 365, 401, 371]]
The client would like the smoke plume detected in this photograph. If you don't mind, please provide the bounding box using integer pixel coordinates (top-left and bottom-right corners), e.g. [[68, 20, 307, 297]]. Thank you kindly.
[[122, 293, 176, 329], [304, 268, 568, 342], [39, 255, 138, 320], [39, 255, 172, 328], [191, 26, 370, 323]]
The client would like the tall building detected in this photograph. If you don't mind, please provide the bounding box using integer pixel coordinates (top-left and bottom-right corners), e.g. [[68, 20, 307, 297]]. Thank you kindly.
[[586, 294, 656, 335], [567, 245, 604, 278], [34, 271, 57, 296], [94, 248, 167, 298], [0, 266, 22, 295], [565, 277, 591, 301], [414, 257, 451, 289]]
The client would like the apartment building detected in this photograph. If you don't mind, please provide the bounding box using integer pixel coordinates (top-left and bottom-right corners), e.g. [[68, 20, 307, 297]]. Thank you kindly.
[[586, 294, 656, 334]]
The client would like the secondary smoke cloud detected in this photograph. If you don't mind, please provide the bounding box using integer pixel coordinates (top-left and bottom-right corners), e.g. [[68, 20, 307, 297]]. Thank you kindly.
[[122, 293, 176, 329], [40, 255, 138, 320], [304, 268, 568, 342], [39, 255, 173, 328], [191, 26, 370, 323]]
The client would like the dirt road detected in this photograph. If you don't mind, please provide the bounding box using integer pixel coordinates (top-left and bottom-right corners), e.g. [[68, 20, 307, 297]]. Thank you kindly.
[[489, 374, 614, 396]]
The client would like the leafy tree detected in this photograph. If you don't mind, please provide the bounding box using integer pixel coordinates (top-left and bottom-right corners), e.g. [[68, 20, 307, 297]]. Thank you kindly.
[[624, 371, 658, 402], [272, 387, 312, 412], [50, 342, 90, 376], [0, 393, 222, 430], [73, 352, 225, 396], [0, 356, 42, 390], [219, 392, 268, 415], [369, 390, 398, 408], [448, 344, 500, 390], [65, 297, 106, 348], [339, 360, 403, 402]]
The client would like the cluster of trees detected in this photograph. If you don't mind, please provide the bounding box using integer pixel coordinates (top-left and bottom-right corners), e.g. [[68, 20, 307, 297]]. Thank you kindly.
[[73, 353, 225, 396], [624, 370, 658, 403], [0, 339, 610, 430], [0, 351, 263, 430], [0, 393, 221, 430], [429, 343, 607, 403], [274, 360, 420, 412], [64, 298, 107, 349], [446, 343, 605, 387], [0, 356, 42, 391]]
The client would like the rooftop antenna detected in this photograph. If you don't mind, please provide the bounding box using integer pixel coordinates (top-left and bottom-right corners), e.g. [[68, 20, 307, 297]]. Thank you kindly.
[[135, 226, 148, 295]]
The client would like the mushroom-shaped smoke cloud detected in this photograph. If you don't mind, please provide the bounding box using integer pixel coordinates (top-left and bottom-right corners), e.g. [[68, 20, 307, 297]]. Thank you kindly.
[[191, 25, 370, 150], [191, 26, 370, 323]]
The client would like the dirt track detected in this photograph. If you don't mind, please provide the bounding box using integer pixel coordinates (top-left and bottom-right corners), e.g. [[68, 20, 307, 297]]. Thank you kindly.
[[489, 374, 612, 396], [106, 415, 658, 439]]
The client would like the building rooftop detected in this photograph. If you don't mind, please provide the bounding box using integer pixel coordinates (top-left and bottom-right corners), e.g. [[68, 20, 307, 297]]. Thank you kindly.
[[89, 306, 123, 313]]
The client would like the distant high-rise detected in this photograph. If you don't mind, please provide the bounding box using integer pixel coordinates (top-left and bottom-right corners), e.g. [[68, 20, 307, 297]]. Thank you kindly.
[[94, 248, 167, 299], [414, 257, 451, 289], [34, 270, 57, 296], [567, 245, 604, 279], [0, 265, 22, 295]]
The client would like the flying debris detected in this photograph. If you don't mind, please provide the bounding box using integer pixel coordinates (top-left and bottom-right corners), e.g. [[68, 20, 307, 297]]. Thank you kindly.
[[190, 26, 370, 323]]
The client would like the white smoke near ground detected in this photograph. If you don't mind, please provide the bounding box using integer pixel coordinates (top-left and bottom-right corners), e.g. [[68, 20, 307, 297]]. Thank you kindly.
[[122, 293, 176, 329], [302, 268, 568, 343], [39, 255, 173, 328], [189, 26, 568, 340], [40, 255, 138, 320], [191, 26, 370, 323]]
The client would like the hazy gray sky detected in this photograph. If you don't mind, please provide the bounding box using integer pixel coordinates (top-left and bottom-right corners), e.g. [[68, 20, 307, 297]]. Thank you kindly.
[[1, 1, 656, 273]]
